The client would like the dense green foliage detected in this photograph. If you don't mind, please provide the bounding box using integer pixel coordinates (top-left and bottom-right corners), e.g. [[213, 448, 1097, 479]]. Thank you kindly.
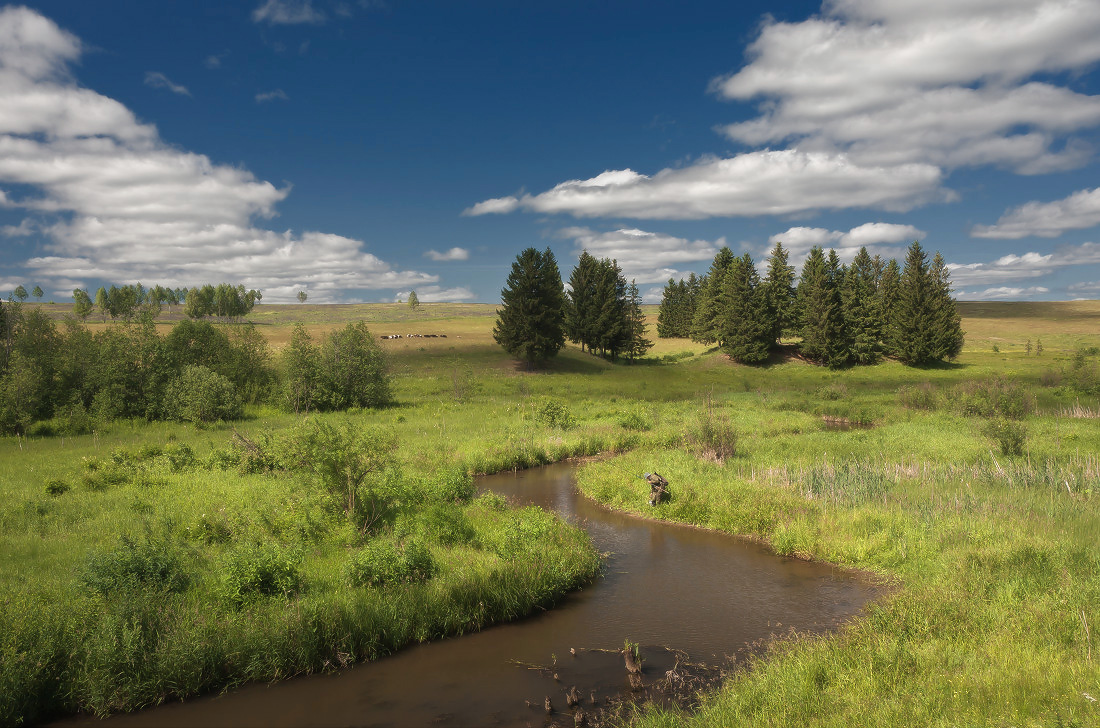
[[0, 307, 265, 433], [656, 273, 699, 338], [493, 247, 567, 363], [564, 253, 654, 360], [660, 241, 964, 368]]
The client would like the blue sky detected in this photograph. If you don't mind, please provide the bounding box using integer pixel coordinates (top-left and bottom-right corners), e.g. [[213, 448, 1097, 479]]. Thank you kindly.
[[1, 0, 1099, 303]]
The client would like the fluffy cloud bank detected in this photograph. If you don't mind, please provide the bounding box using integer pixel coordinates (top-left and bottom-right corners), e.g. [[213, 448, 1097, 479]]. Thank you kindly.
[[558, 227, 721, 284], [948, 242, 1100, 288], [424, 247, 470, 262], [0, 6, 436, 302], [466, 151, 944, 220], [972, 187, 1100, 239], [469, 0, 1100, 221], [714, 0, 1100, 174]]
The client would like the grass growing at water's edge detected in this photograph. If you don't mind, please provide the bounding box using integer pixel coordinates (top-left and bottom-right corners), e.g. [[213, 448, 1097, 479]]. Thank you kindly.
[[576, 405, 1100, 723], [4, 300, 1100, 726]]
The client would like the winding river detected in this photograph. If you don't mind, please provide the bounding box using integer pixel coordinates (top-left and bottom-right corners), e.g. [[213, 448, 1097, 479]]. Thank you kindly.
[[61, 462, 881, 727]]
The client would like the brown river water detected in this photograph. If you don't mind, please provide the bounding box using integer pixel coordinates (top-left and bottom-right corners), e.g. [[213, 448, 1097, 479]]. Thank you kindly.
[[57, 462, 881, 727]]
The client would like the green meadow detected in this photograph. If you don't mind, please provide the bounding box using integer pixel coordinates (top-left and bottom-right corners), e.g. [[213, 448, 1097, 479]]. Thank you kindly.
[[3, 300, 1100, 726]]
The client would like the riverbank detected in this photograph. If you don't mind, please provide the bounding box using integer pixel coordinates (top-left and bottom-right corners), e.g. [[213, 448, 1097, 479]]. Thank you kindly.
[[576, 416, 1100, 725]]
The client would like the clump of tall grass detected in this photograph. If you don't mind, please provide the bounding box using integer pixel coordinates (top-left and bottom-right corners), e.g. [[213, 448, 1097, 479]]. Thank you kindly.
[[220, 543, 302, 605], [774, 462, 894, 506], [1057, 399, 1100, 418], [343, 538, 436, 588], [80, 535, 191, 596], [684, 408, 738, 463], [896, 381, 939, 410], [952, 376, 1034, 419]]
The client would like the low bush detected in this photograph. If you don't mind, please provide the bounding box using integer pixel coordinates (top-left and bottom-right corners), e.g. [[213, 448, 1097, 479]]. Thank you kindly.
[[343, 538, 436, 588], [220, 543, 302, 604], [815, 383, 848, 401], [952, 376, 1034, 419], [618, 408, 651, 431], [164, 365, 243, 424], [44, 479, 70, 497], [80, 536, 191, 595], [398, 503, 476, 547], [534, 397, 575, 429], [983, 417, 1028, 456]]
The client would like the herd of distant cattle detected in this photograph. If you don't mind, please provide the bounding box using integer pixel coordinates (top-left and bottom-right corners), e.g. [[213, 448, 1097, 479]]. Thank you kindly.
[[379, 333, 448, 340]]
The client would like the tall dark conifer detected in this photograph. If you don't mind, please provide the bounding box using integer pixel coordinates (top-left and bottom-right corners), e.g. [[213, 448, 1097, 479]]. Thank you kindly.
[[691, 247, 735, 346], [718, 254, 771, 364], [842, 247, 882, 364], [656, 278, 680, 338], [493, 247, 566, 364], [565, 251, 600, 352], [625, 280, 653, 361], [892, 241, 942, 365], [796, 247, 848, 367], [762, 241, 796, 345], [592, 258, 629, 358], [930, 252, 965, 361], [877, 258, 902, 356]]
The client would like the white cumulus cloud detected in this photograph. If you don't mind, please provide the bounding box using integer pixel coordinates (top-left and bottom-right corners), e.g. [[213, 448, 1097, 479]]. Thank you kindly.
[[558, 226, 722, 284], [143, 71, 190, 97], [0, 6, 436, 303], [255, 89, 289, 103], [957, 286, 1050, 300], [468, 150, 944, 220], [972, 187, 1100, 238], [714, 0, 1100, 174], [252, 0, 326, 25], [424, 247, 469, 261], [768, 222, 925, 264]]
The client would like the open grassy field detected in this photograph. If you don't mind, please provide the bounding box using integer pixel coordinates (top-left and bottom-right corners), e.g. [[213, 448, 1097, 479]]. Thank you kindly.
[[5, 299, 1100, 726]]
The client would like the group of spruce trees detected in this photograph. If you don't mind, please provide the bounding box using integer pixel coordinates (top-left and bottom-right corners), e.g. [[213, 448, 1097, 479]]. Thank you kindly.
[[493, 248, 652, 364], [657, 240, 964, 367]]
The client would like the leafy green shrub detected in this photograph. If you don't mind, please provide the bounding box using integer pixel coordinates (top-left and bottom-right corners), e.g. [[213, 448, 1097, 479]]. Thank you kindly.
[[684, 409, 737, 462], [398, 503, 476, 546], [431, 466, 474, 503], [343, 538, 436, 588], [137, 444, 163, 460], [165, 364, 243, 424], [287, 419, 397, 524], [983, 417, 1028, 456], [220, 544, 301, 604], [815, 383, 848, 401], [953, 377, 1034, 419], [618, 409, 651, 431], [534, 397, 575, 429], [478, 506, 559, 557], [897, 382, 939, 410], [160, 442, 196, 472], [185, 511, 234, 544], [202, 447, 240, 471], [44, 479, 70, 497], [80, 536, 190, 595], [475, 491, 509, 511], [1065, 349, 1100, 394]]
